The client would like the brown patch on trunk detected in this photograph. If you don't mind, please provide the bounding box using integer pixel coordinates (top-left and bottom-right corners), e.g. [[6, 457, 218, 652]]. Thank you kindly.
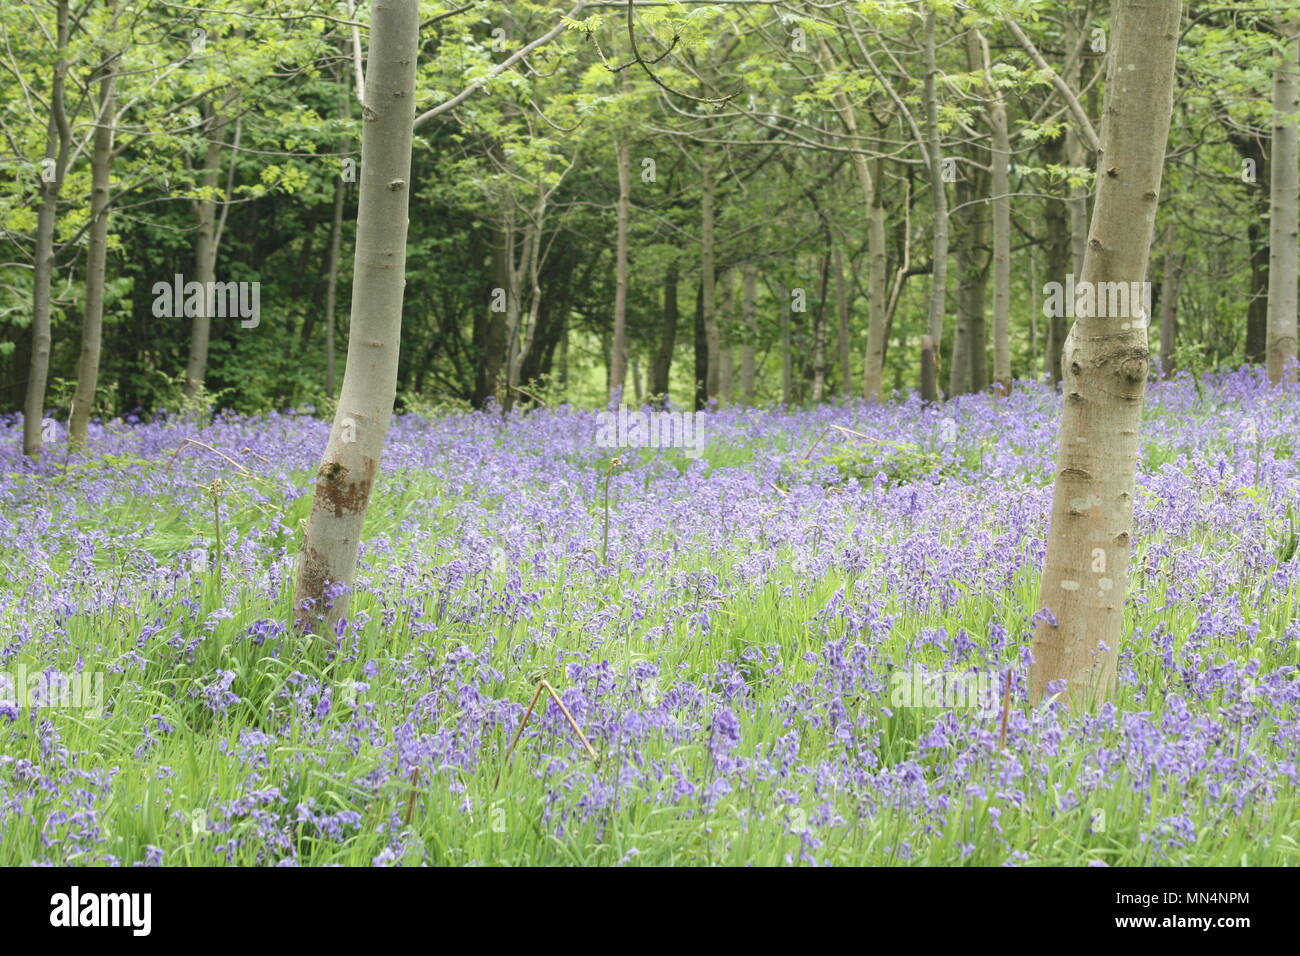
[[294, 544, 331, 631], [314, 457, 376, 519]]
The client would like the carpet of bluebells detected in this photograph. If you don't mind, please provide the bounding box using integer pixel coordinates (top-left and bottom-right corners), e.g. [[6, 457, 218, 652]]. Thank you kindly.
[[0, 367, 1297, 866]]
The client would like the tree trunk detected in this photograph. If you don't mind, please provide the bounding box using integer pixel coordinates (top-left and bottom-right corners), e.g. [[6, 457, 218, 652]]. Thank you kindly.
[[1065, 17, 1092, 276], [324, 63, 352, 398], [815, 39, 885, 402], [1031, 0, 1182, 707], [1247, 221, 1270, 363], [1224, 126, 1270, 364], [864, 167, 889, 402], [741, 262, 757, 403], [477, 224, 510, 407], [921, 7, 948, 402], [1159, 238, 1182, 377], [294, 0, 419, 632], [977, 27, 1012, 395], [718, 269, 734, 403], [920, 334, 938, 404], [834, 246, 851, 393], [811, 254, 829, 402], [1043, 132, 1071, 385], [1266, 18, 1299, 385], [649, 260, 677, 401], [22, 0, 70, 458], [183, 99, 227, 400], [780, 283, 793, 404], [693, 281, 707, 410], [701, 155, 720, 402], [610, 137, 631, 402], [70, 52, 117, 449], [950, 162, 983, 397], [324, 176, 346, 397]]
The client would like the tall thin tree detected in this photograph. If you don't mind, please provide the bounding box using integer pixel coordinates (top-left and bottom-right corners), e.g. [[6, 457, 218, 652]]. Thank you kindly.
[[294, 0, 419, 631], [1031, 0, 1183, 706]]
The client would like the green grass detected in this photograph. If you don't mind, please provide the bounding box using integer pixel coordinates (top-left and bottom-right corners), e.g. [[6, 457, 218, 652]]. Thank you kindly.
[[1, 427, 1297, 866]]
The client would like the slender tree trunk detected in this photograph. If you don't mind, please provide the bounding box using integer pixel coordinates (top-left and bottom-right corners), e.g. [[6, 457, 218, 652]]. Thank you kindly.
[[610, 137, 631, 401], [811, 255, 829, 402], [834, 246, 851, 393], [324, 64, 352, 397], [1159, 239, 1182, 377], [70, 52, 117, 449], [977, 27, 1013, 394], [741, 262, 757, 403], [22, 0, 70, 458], [1065, 17, 1092, 276], [324, 176, 345, 396], [693, 281, 707, 410], [1225, 131, 1271, 364], [921, 6, 948, 402], [950, 163, 982, 398], [479, 223, 510, 407], [816, 40, 886, 402], [719, 269, 734, 403], [184, 99, 226, 400], [1031, 0, 1182, 707], [1043, 132, 1071, 385], [864, 165, 889, 402], [1030, 249, 1040, 379], [780, 283, 794, 404], [920, 335, 938, 404], [294, 0, 419, 632], [650, 260, 677, 401], [1266, 18, 1299, 384], [557, 317, 569, 390], [1247, 221, 1270, 363], [701, 155, 720, 401]]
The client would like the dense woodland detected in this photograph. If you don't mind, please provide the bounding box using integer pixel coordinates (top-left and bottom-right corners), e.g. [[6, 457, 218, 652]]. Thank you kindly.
[[1, 0, 1296, 437]]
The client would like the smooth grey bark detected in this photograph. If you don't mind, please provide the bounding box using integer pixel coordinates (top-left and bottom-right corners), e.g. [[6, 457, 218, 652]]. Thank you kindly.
[[183, 98, 227, 400], [1267, 18, 1299, 384], [977, 27, 1013, 394], [701, 153, 720, 401], [70, 51, 118, 449], [863, 162, 889, 402], [1032, 0, 1183, 706], [23, 0, 70, 458], [921, 7, 949, 402], [295, 0, 419, 631]]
